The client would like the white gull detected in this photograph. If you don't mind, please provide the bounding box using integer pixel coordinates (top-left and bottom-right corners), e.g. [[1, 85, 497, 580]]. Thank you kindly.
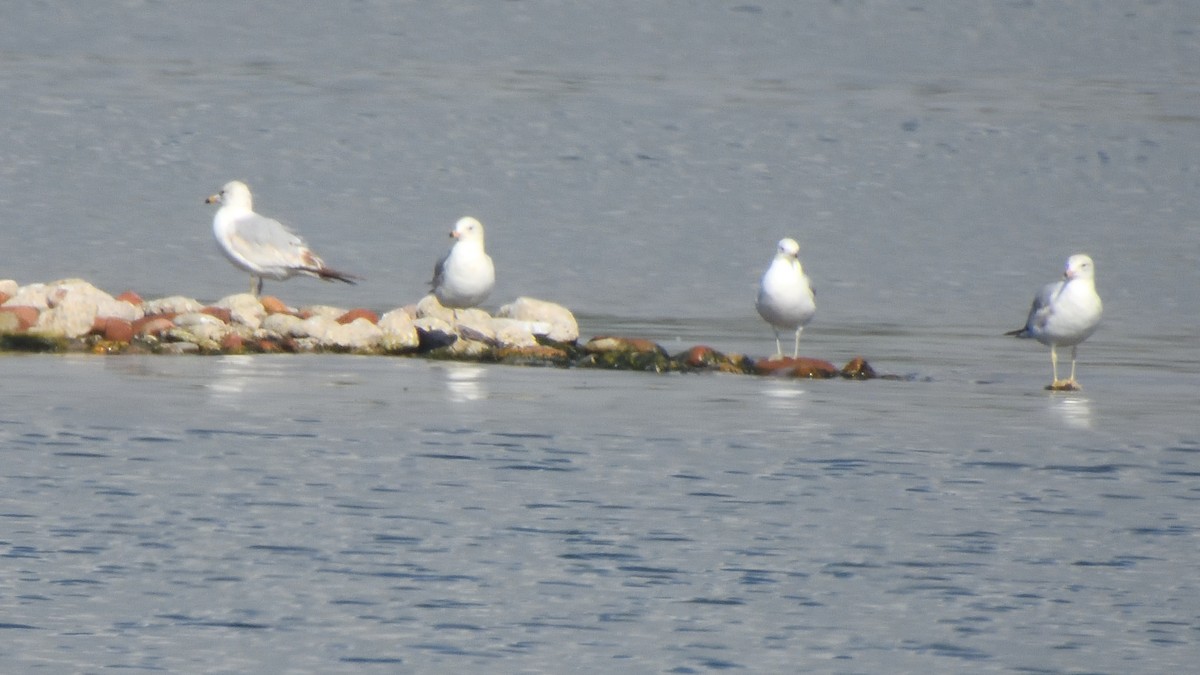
[[431, 216, 495, 311], [206, 180, 356, 296], [1007, 253, 1103, 390], [755, 237, 816, 359]]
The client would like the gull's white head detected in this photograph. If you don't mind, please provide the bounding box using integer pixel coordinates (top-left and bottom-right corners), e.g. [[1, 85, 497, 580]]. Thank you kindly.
[[206, 180, 253, 210], [1064, 253, 1095, 281], [451, 216, 485, 243], [776, 238, 801, 259]]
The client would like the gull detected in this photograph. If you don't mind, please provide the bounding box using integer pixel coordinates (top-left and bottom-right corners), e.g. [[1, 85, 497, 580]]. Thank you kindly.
[[205, 180, 356, 296], [430, 216, 495, 313], [1006, 253, 1103, 390], [755, 237, 816, 359]]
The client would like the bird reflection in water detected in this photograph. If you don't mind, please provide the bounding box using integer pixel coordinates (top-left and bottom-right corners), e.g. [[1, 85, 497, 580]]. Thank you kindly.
[[1051, 395, 1092, 430], [761, 380, 807, 412], [444, 365, 488, 403]]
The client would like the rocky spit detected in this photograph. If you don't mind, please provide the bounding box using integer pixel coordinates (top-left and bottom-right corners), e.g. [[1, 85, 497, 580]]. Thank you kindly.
[[0, 278, 879, 379]]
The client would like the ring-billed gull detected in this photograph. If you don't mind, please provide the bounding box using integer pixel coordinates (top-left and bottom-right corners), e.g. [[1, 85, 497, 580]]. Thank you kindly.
[[205, 180, 356, 296], [755, 237, 816, 359], [1006, 253, 1103, 391], [431, 217, 495, 311]]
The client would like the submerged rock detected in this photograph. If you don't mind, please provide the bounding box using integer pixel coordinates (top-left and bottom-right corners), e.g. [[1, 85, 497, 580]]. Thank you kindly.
[[675, 345, 752, 374], [753, 356, 840, 379], [494, 344, 571, 366], [581, 336, 672, 372], [0, 331, 68, 352], [840, 357, 877, 380]]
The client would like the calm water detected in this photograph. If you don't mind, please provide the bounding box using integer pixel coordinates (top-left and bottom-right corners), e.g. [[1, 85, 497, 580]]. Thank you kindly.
[[2, 1, 1199, 672]]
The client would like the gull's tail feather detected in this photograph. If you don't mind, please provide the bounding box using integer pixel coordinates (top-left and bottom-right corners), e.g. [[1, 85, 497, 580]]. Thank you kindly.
[[1005, 327, 1030, 338], [314, 266, 359, 285]]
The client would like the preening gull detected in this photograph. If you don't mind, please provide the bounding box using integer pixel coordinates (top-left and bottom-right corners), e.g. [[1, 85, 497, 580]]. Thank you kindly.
[[431, 216, 495, 311], [1006, 253, 1103, 390], [756, 237, 816, 359], [206, 180, 356, 296]]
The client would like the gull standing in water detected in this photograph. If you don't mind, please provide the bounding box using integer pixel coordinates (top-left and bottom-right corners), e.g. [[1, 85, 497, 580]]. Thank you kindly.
[[431, 216, 495, 313], [1007, 253, 1103, 390], [206, 180, 356, 296], [756, 237, 816, 359]]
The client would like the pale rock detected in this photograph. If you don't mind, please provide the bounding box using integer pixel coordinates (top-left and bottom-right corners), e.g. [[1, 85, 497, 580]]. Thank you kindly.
[[496, 297, 578, 342], [299, 314, 339, 340], [491, 318, 540, 348], [261, 313, 306, 338], [43, 280, 143, 322], [98, 298, 143, 322], [4, 283, 52, 309], [378, 309, 419, 350], [228, 323, 257, 340], [415, 295, 492, 330], [414, 314, 488, 355], [144, 295, 205, 315], [173, 312, 226, 328], [0, 280, 18, 297], [415, 294, 455, 322], [320, 317, 383, 349], [413, 315, 454, 335], [35, 298, 98, 338], [412, 315, 460, 351], [36, 277, 142, 321], [456, 314, 496, 345], [0, 312, 21, 333], [215, 293, 266, 329], [299, 305, 348, 320], [189, 321, 232, 343], [447, 335, 491, 357]]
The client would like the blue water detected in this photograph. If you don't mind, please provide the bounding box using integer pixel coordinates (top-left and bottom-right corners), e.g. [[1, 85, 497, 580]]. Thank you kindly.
[[2, 1, 1199, 672], [2, 353, 1197, 673]]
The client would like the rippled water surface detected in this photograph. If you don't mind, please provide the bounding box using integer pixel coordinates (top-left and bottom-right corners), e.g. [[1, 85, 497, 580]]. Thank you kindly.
[[2, 1, 1199, 672]]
